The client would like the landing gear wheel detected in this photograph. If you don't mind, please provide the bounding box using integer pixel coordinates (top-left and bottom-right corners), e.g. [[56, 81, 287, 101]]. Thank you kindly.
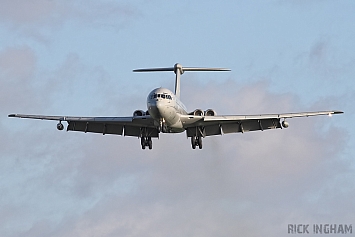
[[148, 137, 152, 150], [141, 137, 152, 150], [191, 136, 202, 150], [198, 136, 202, 149], [191, 136, 196, 149]]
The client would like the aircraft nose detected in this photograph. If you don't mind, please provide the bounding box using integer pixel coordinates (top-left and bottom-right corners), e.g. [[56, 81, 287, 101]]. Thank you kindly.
[[155, 99, 164, 108], [147, 99, 164, 119], [154, 100, 165, 114]]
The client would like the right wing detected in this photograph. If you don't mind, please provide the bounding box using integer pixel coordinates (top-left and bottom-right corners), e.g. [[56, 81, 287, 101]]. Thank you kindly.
[[8, 114, 159, 137], [179, 110, 343, 137]]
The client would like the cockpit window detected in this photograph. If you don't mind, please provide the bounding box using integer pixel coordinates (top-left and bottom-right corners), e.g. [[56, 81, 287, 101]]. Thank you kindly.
[[150, 93, 173, 100]]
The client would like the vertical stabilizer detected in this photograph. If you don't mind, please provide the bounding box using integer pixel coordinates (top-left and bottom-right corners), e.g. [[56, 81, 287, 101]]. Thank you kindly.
[[173, 63, 183, 99]]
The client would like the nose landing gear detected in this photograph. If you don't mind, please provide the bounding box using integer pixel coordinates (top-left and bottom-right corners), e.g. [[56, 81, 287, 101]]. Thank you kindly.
[[191, 136, 202, 149], [158, 118, 168, 133]]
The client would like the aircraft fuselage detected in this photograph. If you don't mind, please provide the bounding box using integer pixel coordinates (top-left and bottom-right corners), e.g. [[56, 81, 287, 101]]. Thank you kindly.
[[147, 88, 187, 133]]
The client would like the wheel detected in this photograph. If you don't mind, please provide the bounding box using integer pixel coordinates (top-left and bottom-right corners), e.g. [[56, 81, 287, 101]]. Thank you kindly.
[[148, 140, 152, 150], [198, 137, 202, 149], [141, 137, 147, 149], [191, 136, 196, 149]]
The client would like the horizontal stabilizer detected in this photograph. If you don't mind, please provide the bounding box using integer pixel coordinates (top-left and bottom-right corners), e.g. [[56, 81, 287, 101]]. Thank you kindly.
[[133, 63, 230, 74], [133, 67, 175, 72], [133, 63, 230, 99]]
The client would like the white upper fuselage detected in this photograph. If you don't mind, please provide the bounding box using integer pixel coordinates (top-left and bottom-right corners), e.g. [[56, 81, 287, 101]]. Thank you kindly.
[[147, 88, 187, 133]]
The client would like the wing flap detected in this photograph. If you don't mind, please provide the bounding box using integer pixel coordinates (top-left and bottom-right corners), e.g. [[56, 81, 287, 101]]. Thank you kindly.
[[221, 123, 241, 134], [67, 122, 159, 137], [124, 126, 159, 137], [124, 126, 141, 137], [67, 121, 124, 135], [205, 124, 222, 136]]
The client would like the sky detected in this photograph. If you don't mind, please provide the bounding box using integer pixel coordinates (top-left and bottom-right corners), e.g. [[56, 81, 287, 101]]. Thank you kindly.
[[1, 0, 354, 236]]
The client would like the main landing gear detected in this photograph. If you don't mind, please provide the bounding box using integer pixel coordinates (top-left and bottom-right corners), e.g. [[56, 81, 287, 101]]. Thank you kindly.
[[191, 136, 202, 149], [141, 136, 152, 150]]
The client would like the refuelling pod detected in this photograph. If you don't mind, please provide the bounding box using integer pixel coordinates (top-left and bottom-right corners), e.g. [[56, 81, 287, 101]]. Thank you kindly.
[[205, 109, 217, 116], [57, 122, 64, 130], [282, 120, 289, 128], [133, 110, 145, 117]]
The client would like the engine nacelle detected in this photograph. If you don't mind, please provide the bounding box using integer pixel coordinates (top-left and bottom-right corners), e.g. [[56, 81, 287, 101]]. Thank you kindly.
[[190, 109, 204, 116], [205, 109, 217, 116], [282, 120, 289, 128], [133, 110, 145, 117]]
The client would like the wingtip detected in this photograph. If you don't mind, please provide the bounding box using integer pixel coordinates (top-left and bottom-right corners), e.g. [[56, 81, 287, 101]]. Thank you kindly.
[[8, 114, 16, 117], [333, 110, 344, 114]]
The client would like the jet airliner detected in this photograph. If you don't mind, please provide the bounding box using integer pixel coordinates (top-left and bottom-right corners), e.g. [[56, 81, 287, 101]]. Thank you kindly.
[[9, 63, 343, 149]]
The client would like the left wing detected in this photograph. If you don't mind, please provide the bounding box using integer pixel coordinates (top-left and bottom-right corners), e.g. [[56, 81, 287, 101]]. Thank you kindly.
[[8, 114, 159, 137], [179, 110, 343, 137]]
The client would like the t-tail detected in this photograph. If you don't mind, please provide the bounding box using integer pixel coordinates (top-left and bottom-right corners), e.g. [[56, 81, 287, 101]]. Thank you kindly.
[[133, 63, 231, 99]]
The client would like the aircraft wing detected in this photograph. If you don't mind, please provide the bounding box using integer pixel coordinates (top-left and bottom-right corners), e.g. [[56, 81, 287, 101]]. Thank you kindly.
[[180, 110, 343, 137], [8, 114, 159, 137]]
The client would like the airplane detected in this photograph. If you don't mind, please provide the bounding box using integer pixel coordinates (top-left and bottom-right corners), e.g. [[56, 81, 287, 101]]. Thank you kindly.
[[8, 63, 343, 150]]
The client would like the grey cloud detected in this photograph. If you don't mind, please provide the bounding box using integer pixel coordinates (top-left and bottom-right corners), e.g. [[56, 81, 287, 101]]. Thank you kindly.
[[0, 0, 136, 25], [302, 39, 355, 84], [50, 83, 355, 236], [309, 41, 327, 64], [0, 0, 137, 40], [2, 75, 352, 237], [0, 0, 57, 24], [0, 47, 112, 114], [0, 47, 124, 236], [0, 46, 42, 111], [1, 1, 353, 235], [0, 46, 36, 78]]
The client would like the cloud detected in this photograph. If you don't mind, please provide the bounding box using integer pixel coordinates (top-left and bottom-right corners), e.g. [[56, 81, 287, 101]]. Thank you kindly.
[[0, 0, 136, 25], [0, 42, 350, 237], [1, 1, 353, 236], [0, 0, 137, 41], [2, 76, 350, 237], [0, 46, 114, 115], [0, 46, 42, 111], [0, 0, 57, 24], [292, 39, 355, 85]]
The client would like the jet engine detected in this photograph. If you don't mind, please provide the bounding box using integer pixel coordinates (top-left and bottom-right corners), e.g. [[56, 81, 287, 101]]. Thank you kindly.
[[133, 110, 145, 117], [190, 109, 204, 116], [205, 109, 217, 116]]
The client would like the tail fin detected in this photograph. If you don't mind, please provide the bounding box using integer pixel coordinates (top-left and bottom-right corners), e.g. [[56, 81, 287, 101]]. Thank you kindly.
[[133, 63, 230, 99]]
